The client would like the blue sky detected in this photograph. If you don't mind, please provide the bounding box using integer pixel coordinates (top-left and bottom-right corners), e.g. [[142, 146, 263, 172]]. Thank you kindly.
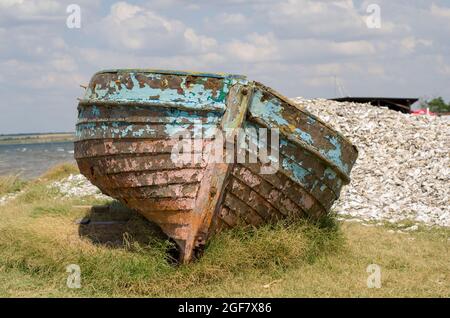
[[1, 0, 450, 133]]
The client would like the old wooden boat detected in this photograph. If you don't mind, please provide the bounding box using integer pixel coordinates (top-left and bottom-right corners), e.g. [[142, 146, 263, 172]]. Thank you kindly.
[[75, 69, 358, 262]]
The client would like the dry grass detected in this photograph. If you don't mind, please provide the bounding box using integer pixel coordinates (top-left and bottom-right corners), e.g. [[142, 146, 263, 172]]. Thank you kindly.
[[38, 163, 79, 181], [0, 165, 449, 297], [0, 175, 27, 196]]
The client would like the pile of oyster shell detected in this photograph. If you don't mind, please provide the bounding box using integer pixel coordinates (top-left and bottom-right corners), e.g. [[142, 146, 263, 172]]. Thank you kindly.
[[293, 97, 450, 228]]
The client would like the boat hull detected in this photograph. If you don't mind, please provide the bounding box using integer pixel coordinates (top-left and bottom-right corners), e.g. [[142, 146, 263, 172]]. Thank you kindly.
[[75, 69, 358, 262]]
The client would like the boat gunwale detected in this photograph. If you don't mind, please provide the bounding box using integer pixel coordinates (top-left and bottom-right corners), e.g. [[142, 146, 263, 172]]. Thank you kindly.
[[93, 68, 246, 80], [252, 81, 358, 158]]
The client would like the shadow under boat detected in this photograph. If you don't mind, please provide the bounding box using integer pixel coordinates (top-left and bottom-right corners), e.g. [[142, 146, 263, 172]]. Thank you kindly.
[[76, 201, 183, 258]]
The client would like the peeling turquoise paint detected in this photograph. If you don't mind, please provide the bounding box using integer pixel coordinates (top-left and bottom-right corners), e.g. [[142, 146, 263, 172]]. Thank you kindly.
[[77, 121, 217, 139], [324, 167, 337, 180], [281, 157, 311, 185], [307, 116, 316, 125], [79, 105, 223, 125], [91, 105, 100, 117], [132, 129, 145, 137], [249, 90, 289, 126], [84, 72, 247, 112], [320, 135, 349, 174], [294, 128, 314, 145]]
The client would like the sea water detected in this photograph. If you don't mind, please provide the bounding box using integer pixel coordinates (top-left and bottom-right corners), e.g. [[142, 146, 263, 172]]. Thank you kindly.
[[0, 141, 75, 179]]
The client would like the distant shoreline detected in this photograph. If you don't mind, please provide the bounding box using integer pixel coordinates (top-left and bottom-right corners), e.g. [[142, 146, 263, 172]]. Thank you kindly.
[[0, 133, 75, 145]]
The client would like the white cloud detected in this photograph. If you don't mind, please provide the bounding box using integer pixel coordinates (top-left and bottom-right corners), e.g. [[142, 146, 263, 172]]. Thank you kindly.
[[218, 13, 248, 26], [0, 0, 60, 14], [97, 1, 218, 56], [183, 28, 218, 52], [330, 40, 376, 56], [267, 0, 368, 38], [99, 2, 184, 51], [0, 0, 61, 23], [436, 55, 450, 75], [431, 3, 450, 19], [226, 33, 279, 62], [304, 76, 334, 88], [400, 36, 433, 54], [51, 55, 77, 72]]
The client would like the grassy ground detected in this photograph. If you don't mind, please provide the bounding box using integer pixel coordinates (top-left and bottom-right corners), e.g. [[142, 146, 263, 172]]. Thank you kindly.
[[0, 175, 27, 196], [0, 164, 448, 297]]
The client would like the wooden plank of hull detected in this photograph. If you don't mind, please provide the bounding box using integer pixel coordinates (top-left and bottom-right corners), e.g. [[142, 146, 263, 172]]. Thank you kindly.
[[74, 139, 212, 159], [76, 153, 207, 175], [126, 197, 196, 212], [85, 169, 204, 190], [76, 122, 218, 140], [230, 165, 306, 218], [78, 104, 223, 125], [222, 192, 265, 226], [236, 161, 325, 219], [217, 206, 239, 228], [106, 183, 200, 199]]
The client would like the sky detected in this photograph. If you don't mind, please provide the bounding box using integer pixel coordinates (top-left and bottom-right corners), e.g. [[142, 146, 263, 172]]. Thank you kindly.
[[0, 0, 449, 134]]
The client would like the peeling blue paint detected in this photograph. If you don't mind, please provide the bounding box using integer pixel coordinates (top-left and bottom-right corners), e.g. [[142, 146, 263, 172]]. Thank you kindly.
[[249, 90, 289, 126], [91, 105, 100, 117], [307, 116, 316, 125], [84, 72, 246, 112], [320, 135, 349, 174], [294, 128, 314, 145], [324, 167, 337, 180], [77, 121, 217, 139], [281, 157, 311, 185]]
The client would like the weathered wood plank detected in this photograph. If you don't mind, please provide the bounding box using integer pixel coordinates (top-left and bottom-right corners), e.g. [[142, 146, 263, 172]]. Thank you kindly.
[[89, 169, 204, 189], [74, 139, 212, 159], [107, 183, 200, 199], [77, 153, 207, 175]]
